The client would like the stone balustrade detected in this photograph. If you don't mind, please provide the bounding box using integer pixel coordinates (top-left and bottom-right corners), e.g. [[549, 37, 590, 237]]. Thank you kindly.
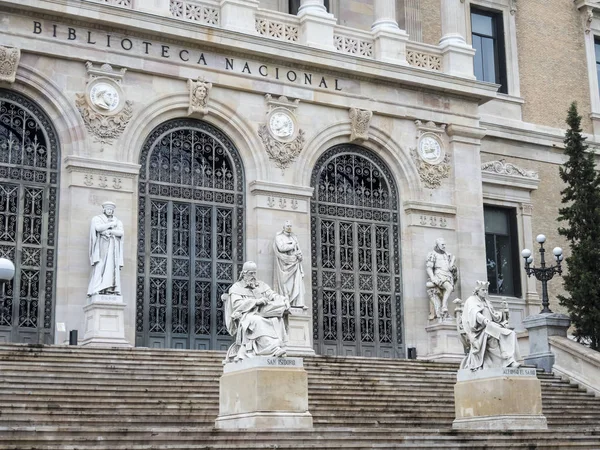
[[406, 43, 443, 72], [170, 0, 220, 26], [79, 0, 469, 76], [255, 9, 300, 43], [333, 25, 374, 59]]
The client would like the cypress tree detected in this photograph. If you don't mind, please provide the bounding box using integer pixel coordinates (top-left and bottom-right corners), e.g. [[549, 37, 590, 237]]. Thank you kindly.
[[557, 102, 600, 350]]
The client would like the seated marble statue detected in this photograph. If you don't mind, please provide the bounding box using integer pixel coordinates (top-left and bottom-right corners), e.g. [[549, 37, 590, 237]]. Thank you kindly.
[[460, 280, 521, 371], [224, 261, 290, 362]]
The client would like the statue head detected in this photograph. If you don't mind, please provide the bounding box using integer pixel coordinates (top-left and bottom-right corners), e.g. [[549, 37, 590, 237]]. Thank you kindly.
[[283, 220, 293, 234], [473, 280, 490, 297], [240, 261, 258, 288], [435, 238, 446, 252], [102, 201, 116, 217]]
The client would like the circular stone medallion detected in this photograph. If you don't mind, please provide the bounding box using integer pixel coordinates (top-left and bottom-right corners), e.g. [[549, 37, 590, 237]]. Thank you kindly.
[[268, 109, 296, 140], [89, 81, 121, 113], [418, 134, 444, 164]]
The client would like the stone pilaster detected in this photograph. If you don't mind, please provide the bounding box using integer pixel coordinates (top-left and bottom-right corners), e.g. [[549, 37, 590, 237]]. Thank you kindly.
[[132, 0, 171, 15], [220, 0, 260, 35], [297, 0, 336, 51], [371, 0, 409, 65], [447, 124, 487, 298], [439, 0, 475, 78]]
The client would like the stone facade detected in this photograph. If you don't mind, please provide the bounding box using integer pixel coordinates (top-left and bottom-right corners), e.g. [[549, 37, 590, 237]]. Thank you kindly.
[[0, 0, 595, 360]]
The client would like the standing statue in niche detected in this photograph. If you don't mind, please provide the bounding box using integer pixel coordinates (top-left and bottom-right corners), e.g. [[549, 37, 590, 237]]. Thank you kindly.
[[426, 238, 458, 321], [460, 281, 521, 371], [273, 221, 306, 309], [224, 261, 290, 362], [87, 201, 124, 297]]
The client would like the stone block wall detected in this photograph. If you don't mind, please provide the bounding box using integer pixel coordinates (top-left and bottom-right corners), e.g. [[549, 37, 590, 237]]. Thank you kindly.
[[420, 0, 441, 46], [516, 0, 592, 133], [337, 0, 374, 31]]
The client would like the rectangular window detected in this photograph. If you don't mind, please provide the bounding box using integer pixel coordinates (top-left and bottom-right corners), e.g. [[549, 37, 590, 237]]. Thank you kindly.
[[484, 206, 521, 297], [289, 0, 330, 15], [471, 7, 507, 94]]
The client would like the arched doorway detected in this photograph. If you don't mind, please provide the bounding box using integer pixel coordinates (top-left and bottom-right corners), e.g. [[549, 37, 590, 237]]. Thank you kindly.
[[136, 119, 245, 350], [311, 144, 403, 358], [0, 89, 60, 344]]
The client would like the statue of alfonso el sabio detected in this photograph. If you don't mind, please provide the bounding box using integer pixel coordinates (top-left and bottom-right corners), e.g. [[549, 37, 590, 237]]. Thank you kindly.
[[223, 261, 291, 363]]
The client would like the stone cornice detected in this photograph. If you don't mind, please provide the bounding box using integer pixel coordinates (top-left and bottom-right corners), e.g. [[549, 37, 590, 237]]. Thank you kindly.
[[481, 160, 540, 191], [64, 155, 141, 176], [0, 0, 498, 104]]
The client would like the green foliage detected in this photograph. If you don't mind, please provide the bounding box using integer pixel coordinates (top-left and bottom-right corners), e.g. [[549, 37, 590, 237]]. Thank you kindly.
[[557, 102, 600, 350]]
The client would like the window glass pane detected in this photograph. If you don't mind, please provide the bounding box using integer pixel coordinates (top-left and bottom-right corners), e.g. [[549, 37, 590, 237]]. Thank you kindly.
[[481, 37, 497, 83], [485, 234, 498, 293], [471, 13, 493, 37], [595, 41, 600, 63], [484, 208, 508, 235], [473, 35, 484, 81], [495, 235, 515, 296], [597, 64, 600, 97]]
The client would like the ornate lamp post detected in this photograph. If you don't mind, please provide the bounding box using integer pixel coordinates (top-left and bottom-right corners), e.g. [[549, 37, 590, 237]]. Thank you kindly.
[[521, 234, 563, 314]]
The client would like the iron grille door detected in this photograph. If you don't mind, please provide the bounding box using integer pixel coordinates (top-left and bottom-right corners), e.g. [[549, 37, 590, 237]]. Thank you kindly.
[[136, 119, 244, 350], [311, 145, 402, 358], [0, 89, 59, 344]]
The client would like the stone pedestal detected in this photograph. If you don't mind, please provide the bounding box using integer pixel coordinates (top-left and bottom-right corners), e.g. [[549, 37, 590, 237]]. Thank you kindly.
[[215, 357, 313, 430], [522, 313, 571, 373], [80, 295, 131, 347], [422, 321, 465, 363], [220, 0, 259, 35], [453, 367, 547, 430], [286, 307, 316, 357], [372, 29, 409, 65], [132, 0, 171, 15], [298, 5, 337, 51]]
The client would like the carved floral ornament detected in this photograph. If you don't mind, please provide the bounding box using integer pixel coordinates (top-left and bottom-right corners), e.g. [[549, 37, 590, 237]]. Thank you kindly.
[[187, 77, 212, 115], [258, 94, 305, 172], [75, 62, 133, 149], [412, 120, 450, 189], [348, 107, 373, 142], [481, 160, 539, 179], [0, 45, 21, 83]]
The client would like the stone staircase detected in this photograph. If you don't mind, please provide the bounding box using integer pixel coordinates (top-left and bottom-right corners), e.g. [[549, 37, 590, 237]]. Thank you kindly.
[[0, 344, 599, 449]]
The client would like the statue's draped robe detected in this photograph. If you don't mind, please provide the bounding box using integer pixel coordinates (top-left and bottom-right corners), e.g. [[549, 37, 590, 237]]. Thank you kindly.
[[273, 231, 305, 307], [87, 214, 124, 296], [460, 294, 520, 370], [226, 280, 289, 359]]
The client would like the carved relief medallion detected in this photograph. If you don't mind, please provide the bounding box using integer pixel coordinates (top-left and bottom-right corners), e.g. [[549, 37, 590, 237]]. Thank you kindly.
[[89, 82, 120, 112], [76, 62, 133, 148], [413, 120, 450, 189], [259, 95, 304, 171], [268, 108, 296, 140]]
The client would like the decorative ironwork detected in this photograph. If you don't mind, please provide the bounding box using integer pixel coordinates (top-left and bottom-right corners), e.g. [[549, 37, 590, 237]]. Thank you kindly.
[[0, 89, 59, 343], [137, 119, 244, 349], [311, 145, 402, 357]]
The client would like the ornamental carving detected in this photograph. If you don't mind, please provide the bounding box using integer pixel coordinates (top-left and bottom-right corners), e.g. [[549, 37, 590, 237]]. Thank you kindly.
[[258, 125, 305, 171], [411, 148, 451, 189], [187, 77, 212, 115], [259, 94, 304, 171], [349, 107, 373, 142], [510, 0, 517, 16], [0, 46, 21, 83], [76, 94, 133, 147], [481, 160, 538, 179], [76, 62, 132, 148]]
